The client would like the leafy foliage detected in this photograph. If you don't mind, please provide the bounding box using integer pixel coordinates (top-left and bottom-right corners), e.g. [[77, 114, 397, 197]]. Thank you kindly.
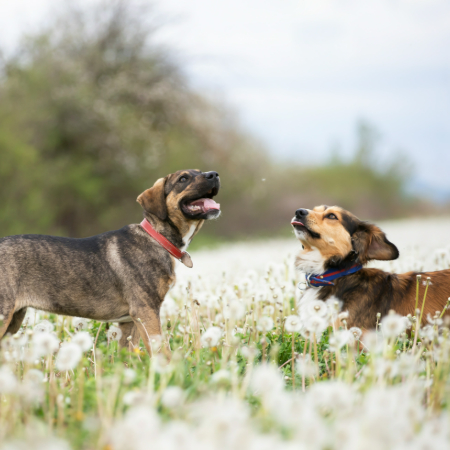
[[0, 1, 420, 242]]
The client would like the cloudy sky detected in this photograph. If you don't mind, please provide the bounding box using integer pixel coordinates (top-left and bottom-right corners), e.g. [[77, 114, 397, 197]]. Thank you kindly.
[[2, 0, 450, 197]]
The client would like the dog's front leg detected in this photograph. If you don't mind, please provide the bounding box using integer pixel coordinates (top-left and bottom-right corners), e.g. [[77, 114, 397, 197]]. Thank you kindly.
[[118, 322, 140, 350], [130, 306, 162, 356]]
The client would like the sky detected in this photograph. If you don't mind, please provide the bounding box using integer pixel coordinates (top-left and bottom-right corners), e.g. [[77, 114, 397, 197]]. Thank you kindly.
[[2, 0, 450, 197]]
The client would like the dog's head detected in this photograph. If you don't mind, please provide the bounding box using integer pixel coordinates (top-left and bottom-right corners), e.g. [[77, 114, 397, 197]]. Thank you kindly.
[[291, 205, 399, 273], [137, 169, 220, 237]]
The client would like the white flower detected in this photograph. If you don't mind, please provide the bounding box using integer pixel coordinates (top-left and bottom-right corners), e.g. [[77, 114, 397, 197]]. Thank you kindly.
[[25, 369, 44, 384], [427, 314, 443, 327], [238, 277, 254, 291], [328, 330, 354, 351], [72, 331, 93, 351], [250, 364, 284, 396], [308, 381, 356, 415], [56, 343, 83, 371], [0, 366, 17, 394], [420, 325, 435, 341], [285, 315, 302, 333], [240, 346, 260, 359], [305, 300, 328, 318], [349, 327, 362, 340], [23, 308, 41, 327], [178, 324, 191, 334], [325, 296, 343, 319], [72, 317, 89, 330], [152, 354, 171, 374], [161, 386, 185, 408], [211, 369, 231, 384], [123, 368, 137, 385], [254, 289, 268, 302], [360, 330, 383, 353], [122, 391, 148, 406], [394, 354, 420, 377], [381, 313, 407, 338], [305, 315, 327, 337], [2, 437, 71, 450], [34, 320, 54, 333], [257, 316, 274, 332], [201, 326, 222, 347], [32, 331, 60, 357], [296, 354, 318, 377], [107, 325, 123, 342], [160, 296, 179, 319], [11, 331, 28, 348], [226, 300, 246, 320]]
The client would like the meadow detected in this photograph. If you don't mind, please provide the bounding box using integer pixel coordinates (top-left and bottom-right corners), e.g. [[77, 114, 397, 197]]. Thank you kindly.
[[1, 216, 450, 450]]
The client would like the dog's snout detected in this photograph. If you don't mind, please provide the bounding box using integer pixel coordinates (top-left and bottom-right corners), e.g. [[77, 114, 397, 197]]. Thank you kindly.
[[203, 171, 219, 180], [295, 208, 309, 218]]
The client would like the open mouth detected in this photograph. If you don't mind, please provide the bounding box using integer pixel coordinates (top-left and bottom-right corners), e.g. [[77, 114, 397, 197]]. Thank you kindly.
[[182, 188, 220, 216], [291, 220, 306, 228], [291, 219, 320, 239]]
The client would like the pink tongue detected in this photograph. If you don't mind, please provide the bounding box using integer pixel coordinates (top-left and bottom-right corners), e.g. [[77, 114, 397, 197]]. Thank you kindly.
[[203, 198, 220, 211], [190, 198, 220, 211]]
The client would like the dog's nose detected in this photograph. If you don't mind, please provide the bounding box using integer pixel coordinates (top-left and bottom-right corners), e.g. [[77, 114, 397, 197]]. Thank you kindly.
[[295, 208, 309, 218], [203, 171, 219, 180]]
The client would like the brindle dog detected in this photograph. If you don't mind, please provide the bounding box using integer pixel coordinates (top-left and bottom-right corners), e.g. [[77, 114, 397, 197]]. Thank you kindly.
[[0, 169, 220, 355]]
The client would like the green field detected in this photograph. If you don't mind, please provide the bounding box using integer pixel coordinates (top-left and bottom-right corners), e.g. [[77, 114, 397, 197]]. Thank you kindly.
[[1, 221, 450, 449]]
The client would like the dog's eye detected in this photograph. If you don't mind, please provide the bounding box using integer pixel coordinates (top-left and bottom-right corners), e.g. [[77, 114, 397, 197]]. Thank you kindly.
[[179, 176, 188, 183], [326, 213, 338, 220]]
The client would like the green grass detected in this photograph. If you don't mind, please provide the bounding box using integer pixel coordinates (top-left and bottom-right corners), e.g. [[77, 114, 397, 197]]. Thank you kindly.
[[0, 260, 449, 449]]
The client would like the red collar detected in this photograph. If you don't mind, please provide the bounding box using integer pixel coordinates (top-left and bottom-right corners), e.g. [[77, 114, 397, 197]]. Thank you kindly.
[[140, 219, 193, 268]]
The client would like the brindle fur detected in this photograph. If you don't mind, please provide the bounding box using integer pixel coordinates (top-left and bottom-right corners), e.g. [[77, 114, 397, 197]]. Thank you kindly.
[[0, 169, 220, 355], [293, 205, 450, 329]]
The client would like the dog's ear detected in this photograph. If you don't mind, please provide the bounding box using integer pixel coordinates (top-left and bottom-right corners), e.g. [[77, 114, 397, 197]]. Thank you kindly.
[[352, 223, 399, 263], [137, 177, 168, 220]]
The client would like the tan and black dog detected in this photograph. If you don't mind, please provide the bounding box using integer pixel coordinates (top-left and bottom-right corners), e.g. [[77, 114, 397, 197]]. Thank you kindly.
[[292, 205, 450, 329], [0, 169, 220, 354]]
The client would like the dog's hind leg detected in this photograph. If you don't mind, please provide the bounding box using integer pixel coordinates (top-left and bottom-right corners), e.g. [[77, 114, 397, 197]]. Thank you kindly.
[[0, 302, 17, 339], [5, 308, 27, 336], [118, 321, 140, 350]]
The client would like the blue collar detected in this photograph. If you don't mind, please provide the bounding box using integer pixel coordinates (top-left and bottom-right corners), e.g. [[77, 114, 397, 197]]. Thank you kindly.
[[306, 264, 363, 287]]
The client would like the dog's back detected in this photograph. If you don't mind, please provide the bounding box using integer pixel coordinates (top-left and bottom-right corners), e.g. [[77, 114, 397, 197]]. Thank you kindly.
[[394, 269, 450, 319]]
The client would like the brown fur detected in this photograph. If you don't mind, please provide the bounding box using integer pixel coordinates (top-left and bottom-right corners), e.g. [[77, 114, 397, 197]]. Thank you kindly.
[[293, 205, 450, 329], [0, 169, 220, 356]]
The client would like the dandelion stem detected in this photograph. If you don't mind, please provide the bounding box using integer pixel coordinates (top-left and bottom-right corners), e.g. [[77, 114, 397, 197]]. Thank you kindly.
[[302, 338, 308, 392], [313, 334, 319, 374], [415, 274, 420, 312], [419, 278, 431, 326], [291, 332, 295, 389]]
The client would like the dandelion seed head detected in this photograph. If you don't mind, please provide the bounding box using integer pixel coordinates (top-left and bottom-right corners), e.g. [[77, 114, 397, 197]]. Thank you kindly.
[[201, 326, 222, 347], [33, 320, 54, 334], [72, 317, 89, 331], [56, 342, 83, 371], [72, 331, 93, 351], [32, 331, 60, 357], [257, 316, 274, 332], [0, 366, 17, 394], [285, 315, 302, 333], [161, 386, 185, 408]]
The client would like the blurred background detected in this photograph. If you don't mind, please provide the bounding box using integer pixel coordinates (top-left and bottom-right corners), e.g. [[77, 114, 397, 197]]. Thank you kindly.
[[1, 0, 449, 246]]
